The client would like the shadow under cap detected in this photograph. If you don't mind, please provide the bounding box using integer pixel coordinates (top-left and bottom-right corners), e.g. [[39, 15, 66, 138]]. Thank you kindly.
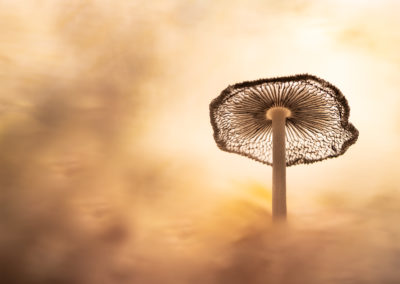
[[209, 74, 359, 167]]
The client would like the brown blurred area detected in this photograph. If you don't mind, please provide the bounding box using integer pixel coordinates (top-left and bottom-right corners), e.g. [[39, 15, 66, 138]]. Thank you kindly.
[[1, 0, 400, 283]]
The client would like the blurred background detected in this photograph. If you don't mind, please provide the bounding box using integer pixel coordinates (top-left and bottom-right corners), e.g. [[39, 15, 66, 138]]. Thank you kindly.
[[1, 0, 400, 283]]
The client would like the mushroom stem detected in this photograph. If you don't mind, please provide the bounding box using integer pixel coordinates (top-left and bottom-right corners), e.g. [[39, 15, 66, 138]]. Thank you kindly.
[[268, 107, 290, 221]]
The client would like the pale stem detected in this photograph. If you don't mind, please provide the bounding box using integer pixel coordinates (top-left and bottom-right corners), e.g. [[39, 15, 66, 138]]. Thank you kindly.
[[268, 107, 290, 221]]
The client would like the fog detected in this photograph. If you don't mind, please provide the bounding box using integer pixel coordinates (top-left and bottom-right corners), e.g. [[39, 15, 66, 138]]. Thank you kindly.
[[1, 0, 400, 283]]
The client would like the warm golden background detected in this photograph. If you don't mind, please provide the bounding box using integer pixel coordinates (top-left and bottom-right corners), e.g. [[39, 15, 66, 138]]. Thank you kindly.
[[1, 0, 400, 283]]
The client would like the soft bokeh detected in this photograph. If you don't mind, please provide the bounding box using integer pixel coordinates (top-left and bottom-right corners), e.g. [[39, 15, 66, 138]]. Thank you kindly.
[[1, 0, 400, 283]]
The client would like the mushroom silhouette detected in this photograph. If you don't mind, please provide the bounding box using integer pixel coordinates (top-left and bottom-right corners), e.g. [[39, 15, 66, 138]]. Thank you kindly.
[[210, 74, 358, 221]]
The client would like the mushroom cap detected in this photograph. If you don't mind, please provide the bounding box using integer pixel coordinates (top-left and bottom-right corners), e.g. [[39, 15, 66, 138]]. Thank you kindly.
[[210, 74, 359, 166]]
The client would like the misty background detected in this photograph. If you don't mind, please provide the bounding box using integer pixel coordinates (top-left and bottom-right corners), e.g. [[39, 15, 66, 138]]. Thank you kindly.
[[1, 0, 400, 283]]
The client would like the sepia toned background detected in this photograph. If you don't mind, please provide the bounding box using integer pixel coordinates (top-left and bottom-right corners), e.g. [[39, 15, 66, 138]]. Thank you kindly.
[[1, 0, 400, 283]]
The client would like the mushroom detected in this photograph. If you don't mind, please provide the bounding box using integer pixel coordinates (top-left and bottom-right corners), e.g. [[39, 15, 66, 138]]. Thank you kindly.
[[210, 74, 359, 221]]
